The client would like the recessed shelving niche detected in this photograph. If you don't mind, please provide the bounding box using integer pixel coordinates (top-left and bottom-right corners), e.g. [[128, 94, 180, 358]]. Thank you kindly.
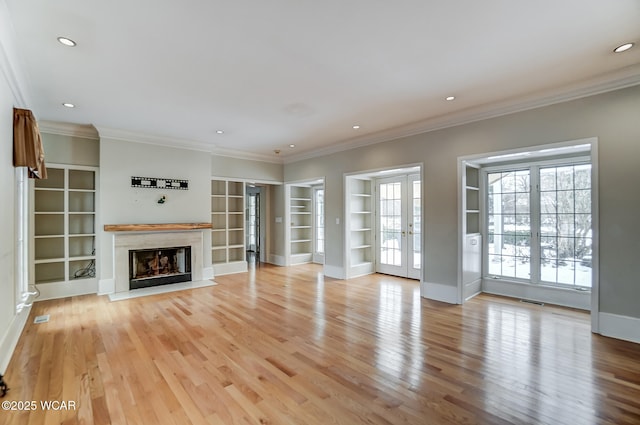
[[32, 165, 98, 298]]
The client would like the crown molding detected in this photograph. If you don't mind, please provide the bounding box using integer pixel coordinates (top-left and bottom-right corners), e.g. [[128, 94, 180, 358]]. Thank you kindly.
[[95, 126, 283, 163], [210, 146, 283, 164], [94, 126, 216, 153], [0, 0, 31, 107], [38, 121, 99, 140], [283, 65, 640, 164]]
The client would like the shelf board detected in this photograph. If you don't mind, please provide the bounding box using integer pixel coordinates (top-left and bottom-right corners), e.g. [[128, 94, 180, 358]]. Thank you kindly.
[[351, 211, 372, 214], [352, 245, 372, 249], [291, 197, 311, 201], [229, 244, 245, 249], [34, 258, 65, 264], [228, 228, 244, 231], [69, 233, 96, 237], [228, 195, 244, 199], [211, 246, 226, 250], [69, 255, 96, 261], [291, 225, 312, 229], [466, 210, 480, 213], [465, 186, 480, 191], [291, 239, 312, 243], [352, 193, 372, 197], [291, 212, 311, 215], [351, 228, 372, 231], [35, 278, 65, 285], [35, 188, 64, 192], [35, 211, 64, 215], [35, 235, 64, 239]]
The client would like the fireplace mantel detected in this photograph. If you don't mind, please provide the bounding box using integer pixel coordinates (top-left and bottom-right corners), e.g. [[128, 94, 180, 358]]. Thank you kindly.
[[104, 223, 211, 232]]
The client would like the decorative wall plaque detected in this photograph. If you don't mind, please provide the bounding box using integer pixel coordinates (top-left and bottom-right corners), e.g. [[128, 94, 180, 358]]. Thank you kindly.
[[131, 176, 189, 190]]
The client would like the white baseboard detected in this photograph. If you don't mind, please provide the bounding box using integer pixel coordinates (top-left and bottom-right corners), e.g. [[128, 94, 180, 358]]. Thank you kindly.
[[421, 281, 459, 304], [0, 305, 31, 373], [323, 264, 346, 280], [202, 266, 214, 280], [98, 278, 115, 295], [213, 261, 248, 276], [599, 312, 640, 344], [36, 280, 98, 301], [464, 279, 482, 301], [268, 254, 286, 267]]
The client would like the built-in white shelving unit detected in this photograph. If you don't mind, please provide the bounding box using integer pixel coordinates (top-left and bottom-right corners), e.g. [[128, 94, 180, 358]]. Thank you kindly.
[[346, 177, 374, 278], [461, 163, 482, 300], [287, 185, 313, 265], [211, 179, 248, 275], [32, 165, 98, 299]]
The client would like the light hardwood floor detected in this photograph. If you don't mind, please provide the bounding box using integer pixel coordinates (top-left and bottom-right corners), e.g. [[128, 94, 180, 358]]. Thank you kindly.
[[2, 263, 639, 425]]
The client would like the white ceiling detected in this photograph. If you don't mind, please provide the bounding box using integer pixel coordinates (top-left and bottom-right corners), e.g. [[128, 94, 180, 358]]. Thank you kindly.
[[4, 0, 640, 162]]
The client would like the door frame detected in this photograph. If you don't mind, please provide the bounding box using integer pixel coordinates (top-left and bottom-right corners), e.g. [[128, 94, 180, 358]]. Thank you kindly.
[[375, 173, 421, 279]]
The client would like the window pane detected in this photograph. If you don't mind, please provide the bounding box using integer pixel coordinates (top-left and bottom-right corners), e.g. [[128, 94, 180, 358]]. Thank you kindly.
[[574, 165, 591, 189], [516, 193, 529, 214], [575, 190, 591, 213], [540, 168, 556, 191], [556, 166, 574, 190], [557, 191, 574, 214], [556, 260, 575, 285]]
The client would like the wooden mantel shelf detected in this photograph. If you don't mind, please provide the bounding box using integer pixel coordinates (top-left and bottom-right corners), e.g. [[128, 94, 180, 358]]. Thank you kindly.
[[104, 223, 212, 232]]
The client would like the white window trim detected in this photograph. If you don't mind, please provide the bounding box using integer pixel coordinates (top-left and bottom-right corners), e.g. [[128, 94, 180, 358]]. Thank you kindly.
[[457, 137, 599, 330]]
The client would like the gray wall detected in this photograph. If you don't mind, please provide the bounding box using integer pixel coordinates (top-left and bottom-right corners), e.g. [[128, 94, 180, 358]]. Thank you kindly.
[[284, 85, 640, 319]]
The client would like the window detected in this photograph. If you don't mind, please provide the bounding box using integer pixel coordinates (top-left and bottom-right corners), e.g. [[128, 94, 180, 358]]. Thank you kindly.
[[486, 160, 592, 288], [315, 188, 324, 254]]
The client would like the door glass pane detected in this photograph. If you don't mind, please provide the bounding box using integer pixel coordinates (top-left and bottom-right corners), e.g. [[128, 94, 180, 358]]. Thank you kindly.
[[412, 180, 421, 269], [380, 182, 402, 266]]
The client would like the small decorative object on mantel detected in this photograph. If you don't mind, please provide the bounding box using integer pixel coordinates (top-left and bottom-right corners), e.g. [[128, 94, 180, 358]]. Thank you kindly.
[[158, 195, 166, 204], [131, 176, 189, 190]]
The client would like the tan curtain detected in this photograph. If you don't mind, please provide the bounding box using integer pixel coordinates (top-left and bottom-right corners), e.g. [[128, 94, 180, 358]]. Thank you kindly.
[[13, 107, 47, 179]]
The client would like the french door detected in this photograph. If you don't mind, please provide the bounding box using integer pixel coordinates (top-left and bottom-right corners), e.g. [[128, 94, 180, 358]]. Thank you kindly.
[[376, 175, 421, 279]]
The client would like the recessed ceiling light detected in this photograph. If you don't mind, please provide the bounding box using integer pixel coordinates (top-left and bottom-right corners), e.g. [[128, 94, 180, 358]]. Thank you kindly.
[[62, 103, 75, 108], [289, 144, 296, 148], [446, 96, 456, 101], [613, 42, 634, 53], [57, 37, 76, 47], [216, 130, 224, 134], [352, 125, 360, 129]]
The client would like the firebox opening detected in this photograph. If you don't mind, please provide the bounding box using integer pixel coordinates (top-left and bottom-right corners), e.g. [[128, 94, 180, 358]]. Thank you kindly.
[[129, 246, 192, 290]]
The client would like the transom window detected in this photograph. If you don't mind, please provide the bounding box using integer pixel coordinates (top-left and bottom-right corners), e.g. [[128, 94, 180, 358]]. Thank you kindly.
[[486, 160, 592, 288]]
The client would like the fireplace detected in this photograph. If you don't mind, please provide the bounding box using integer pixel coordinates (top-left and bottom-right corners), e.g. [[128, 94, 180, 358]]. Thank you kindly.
[[107, 228, 209, 294], [129, 246, 192, 290]]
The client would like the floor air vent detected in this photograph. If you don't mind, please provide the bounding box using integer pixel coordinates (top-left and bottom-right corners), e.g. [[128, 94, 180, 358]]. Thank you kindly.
[[34, 315, 50, 324], [520, 299, 544, 306]]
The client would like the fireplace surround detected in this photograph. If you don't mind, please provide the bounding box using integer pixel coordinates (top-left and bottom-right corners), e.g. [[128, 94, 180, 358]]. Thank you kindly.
[[110, 227, 208, 293]]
